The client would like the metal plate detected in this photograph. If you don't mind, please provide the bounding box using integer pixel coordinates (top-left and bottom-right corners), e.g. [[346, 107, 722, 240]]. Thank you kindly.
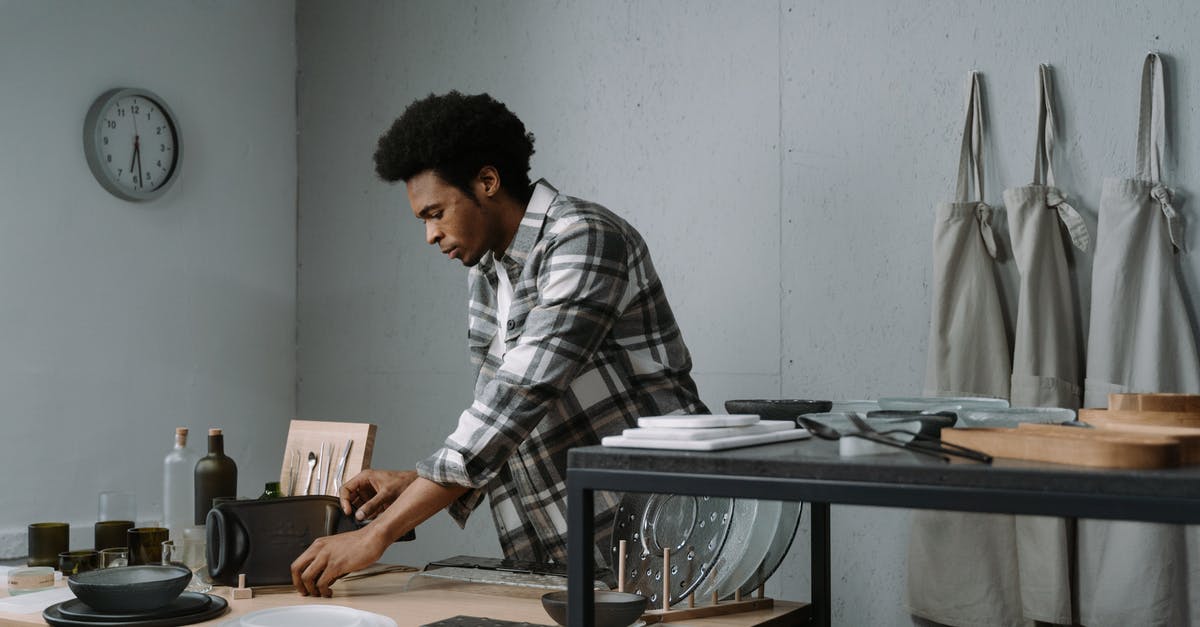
[[609, 492, 734, 608]]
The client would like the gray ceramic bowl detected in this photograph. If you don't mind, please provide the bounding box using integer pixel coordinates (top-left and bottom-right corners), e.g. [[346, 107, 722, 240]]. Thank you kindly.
[[67, 565, 191, 613], [541, 590, 648, 627], [724, 399, 833, 422]]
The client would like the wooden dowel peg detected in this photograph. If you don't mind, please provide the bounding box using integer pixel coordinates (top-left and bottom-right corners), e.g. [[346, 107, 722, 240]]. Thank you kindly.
[[735, 588, 742, 602], [757, 583, 765, 599], [617, 540, 627, 593], [710, 562, 719, 605], [688, 590, 695, 608], [661, 548, 670, 610]]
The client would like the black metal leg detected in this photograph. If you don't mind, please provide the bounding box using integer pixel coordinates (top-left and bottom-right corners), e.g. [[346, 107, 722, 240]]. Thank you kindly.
[[567, 477, 595, 627], [811, 502, 831, 627]]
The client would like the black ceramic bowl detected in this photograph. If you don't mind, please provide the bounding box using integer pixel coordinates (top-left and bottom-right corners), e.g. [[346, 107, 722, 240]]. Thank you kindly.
[[541, 590, 648, 627], [724, 399, 833, 422], [67, 565, 191, 613]]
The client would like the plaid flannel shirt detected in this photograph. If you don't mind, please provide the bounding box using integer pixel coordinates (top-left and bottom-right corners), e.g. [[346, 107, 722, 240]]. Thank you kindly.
[[416, 180, 707, 565]]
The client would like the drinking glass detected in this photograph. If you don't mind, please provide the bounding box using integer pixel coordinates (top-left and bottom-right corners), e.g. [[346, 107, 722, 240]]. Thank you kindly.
[[94, 520, 134, 551], [99, 547, 128, 568], [58, 550, 99, 576], [27, 522, 69, 568], [126, 527, 168, 565], [98, 491, 137, 522], [162, 538, 211, 593]]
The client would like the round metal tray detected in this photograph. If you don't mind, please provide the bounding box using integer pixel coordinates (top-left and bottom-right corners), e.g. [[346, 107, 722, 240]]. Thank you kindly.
[[609, 492, 734, 608], [690, 498, 781, 601], [738, 501, 802, 596]]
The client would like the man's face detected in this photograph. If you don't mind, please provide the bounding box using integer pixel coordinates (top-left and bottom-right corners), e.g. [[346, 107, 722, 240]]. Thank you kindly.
[[407, 170, 497, 267]]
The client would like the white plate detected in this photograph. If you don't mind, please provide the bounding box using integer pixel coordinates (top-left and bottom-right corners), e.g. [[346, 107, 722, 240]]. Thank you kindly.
[[602, 428, 810, 451], [621, 420, 793, 440], [221, 605, 397, 627], [636, 414, 759, 428]]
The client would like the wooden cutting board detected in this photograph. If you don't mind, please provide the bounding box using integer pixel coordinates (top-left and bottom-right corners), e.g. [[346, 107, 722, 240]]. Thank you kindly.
[[1108, 393, 1200, 413], [1064, 421, 1200, 465], [279, 420, 377, 497], [1078, 407, 1200, 428], [941, 426, 1182, 469]]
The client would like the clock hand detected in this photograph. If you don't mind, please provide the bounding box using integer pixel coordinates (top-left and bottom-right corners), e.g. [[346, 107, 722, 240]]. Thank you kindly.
[[133, 136, 143, 189]]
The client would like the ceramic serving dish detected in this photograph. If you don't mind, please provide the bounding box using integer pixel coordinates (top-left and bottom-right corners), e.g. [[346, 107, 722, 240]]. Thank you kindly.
[[67, 564, 191, 613], [541, 590, 647, 627]]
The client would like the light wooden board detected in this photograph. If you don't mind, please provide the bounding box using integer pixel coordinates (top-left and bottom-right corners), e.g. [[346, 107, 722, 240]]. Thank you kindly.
[[1108, 393, 1200, 413], [1074, 420, 1200, 465], [1079, 408, 1200, 428], [941, 426, 1182, 469], [279, 420, 376, 497]]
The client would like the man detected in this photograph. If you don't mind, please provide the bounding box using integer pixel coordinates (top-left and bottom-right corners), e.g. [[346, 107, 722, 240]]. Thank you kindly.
[[292, 91, 707, 597]]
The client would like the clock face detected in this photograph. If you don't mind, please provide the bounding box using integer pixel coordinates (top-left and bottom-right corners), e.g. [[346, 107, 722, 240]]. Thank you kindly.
[[84, 88, 181, 201]]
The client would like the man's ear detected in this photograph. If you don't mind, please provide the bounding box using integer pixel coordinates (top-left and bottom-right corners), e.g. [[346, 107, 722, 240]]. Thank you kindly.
[[475, 166, 501, 198]]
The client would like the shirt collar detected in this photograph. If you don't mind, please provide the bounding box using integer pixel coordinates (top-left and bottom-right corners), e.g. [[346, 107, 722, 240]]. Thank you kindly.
[[494, 178, 557, 272]]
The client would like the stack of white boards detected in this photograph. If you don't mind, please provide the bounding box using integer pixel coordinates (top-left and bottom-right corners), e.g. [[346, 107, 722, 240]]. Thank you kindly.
[[600, 414, 811, 451]]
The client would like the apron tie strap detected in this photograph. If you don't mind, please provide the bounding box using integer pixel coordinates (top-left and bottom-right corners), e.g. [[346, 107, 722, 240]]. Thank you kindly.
[[1150, 184, 1184, 252], [1045, 187, 1091, 252], [976, 202, 999, 258]]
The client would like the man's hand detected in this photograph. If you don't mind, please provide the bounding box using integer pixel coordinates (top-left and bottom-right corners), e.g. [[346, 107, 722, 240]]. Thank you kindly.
[[339, 469, 420, 520], [290, 526, 389, 597]]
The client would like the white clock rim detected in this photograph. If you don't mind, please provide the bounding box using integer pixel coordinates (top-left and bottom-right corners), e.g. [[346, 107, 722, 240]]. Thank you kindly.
[[83, 87, 183, 202]]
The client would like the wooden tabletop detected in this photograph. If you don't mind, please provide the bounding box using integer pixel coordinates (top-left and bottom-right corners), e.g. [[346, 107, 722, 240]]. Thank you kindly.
[[0, 566, 804, 626]]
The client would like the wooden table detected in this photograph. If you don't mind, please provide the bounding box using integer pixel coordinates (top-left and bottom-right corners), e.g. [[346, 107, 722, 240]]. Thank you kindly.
[[0, 566, 803, 626]]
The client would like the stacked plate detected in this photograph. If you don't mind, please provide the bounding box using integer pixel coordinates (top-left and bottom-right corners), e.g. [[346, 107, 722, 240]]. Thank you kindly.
[[601, 415, 810, 451], [608, 492, 801, 608], [43, 593, 228, 626]]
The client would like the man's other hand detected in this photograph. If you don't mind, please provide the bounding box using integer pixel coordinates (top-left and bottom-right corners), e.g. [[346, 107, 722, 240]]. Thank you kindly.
[[290, 527, 389, 597], [339, 469, 420, 521]]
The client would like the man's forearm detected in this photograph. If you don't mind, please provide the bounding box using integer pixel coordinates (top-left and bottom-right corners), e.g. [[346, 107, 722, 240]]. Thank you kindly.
[[364, 476, 470, 544]]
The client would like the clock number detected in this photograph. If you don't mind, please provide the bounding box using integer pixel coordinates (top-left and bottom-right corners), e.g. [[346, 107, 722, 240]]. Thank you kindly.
[[117, 108, 125, 117], [106, 154, 112, 163], [131, 104, 140, 115], [118, 169, 123, 176], [160, 144, 166, 152], [156, 160, 162, 167], [106, 120, 117, 129], [102, 137, 108, 145]]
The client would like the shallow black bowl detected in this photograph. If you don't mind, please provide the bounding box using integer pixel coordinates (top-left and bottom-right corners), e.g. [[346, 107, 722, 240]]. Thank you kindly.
[[724, 399, 833, 422], [67, 565, 191, 613], [541, 590, 648, 627]]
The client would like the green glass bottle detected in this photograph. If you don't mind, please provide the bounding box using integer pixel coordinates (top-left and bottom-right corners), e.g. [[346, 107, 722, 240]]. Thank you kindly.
[[258, 481, 282, 499], [194, 428, 238, 525]]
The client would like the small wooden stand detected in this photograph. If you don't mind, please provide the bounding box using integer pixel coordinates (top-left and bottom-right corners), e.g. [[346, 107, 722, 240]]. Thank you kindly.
[[232, 573, 254, 600], [618, 541, 774, 624]]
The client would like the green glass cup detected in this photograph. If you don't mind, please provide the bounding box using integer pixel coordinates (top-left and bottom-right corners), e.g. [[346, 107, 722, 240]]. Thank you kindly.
[[58, 549, 100, 576], [27, 522, 69, 568], [94, 520, 134, 551], [126, 527, 169, 566]]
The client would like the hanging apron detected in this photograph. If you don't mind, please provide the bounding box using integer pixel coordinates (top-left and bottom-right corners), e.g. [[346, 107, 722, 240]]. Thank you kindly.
[[1079, 53, 1200, 627], [910, 72, 1023, 627], [1003, 64, 1090, 626]]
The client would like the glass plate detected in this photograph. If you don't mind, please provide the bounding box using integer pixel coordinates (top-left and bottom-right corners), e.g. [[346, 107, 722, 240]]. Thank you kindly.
[[956, 407, 1076, 429], [689, 499, 779, 601], [738, 501, 802, 596], [220, 605, 397, 627], [609, 492, 734, 608], [878, 396, 1009, 412]]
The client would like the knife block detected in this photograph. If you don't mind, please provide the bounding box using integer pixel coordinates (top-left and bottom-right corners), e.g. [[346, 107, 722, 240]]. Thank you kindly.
[[279, 420, 377, 497]]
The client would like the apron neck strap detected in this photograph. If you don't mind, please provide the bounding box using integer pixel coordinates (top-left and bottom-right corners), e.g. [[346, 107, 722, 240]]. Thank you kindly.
[[1033, 64, 1058, 187], [1135, 52, 1166, 182], [955, 72, 985, 203]]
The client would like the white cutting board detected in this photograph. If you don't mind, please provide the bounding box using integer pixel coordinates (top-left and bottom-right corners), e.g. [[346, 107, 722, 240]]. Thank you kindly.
[[637, 414, 759, 428], [602, 427, 811, 451], [621, 420, 794, 440]]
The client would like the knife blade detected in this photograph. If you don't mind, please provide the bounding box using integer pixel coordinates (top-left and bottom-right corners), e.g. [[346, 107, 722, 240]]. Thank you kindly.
[[333, 439, 353, 496]]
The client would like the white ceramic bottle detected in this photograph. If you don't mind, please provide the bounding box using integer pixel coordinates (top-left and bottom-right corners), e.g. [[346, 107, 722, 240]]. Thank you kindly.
[[163, 427, 200, 540]]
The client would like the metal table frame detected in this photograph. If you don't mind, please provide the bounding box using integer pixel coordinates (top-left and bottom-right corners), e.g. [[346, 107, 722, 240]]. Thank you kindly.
[[566, 441, 1200, 627]]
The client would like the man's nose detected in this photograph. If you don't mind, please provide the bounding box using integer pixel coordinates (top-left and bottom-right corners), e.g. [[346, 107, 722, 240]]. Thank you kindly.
[[425, 222, 442, 245]]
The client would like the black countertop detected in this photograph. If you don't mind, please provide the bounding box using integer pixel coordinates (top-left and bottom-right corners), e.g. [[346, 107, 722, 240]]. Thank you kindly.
[[569, 438, 1200, 501]]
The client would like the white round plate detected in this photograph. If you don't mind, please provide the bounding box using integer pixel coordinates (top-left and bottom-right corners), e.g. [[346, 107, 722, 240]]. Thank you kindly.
[[221, 605, 397, 627]]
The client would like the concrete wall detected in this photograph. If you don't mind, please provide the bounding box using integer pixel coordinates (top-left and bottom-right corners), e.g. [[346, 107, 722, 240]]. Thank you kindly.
[[0, 1, 297, 555], [296, 1, 1200, 624]]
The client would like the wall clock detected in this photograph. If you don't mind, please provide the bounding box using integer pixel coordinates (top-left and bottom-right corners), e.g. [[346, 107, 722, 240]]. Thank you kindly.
[[83, 87, 182, 201]]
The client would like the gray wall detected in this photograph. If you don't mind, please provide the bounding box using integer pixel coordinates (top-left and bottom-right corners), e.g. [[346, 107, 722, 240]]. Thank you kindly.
[[0, 1, 297, 555], [297, 1, 1200, 624]]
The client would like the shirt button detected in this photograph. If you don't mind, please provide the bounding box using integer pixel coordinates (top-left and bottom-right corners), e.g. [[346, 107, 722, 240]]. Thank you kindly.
[[506, 320, 517, 331]]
